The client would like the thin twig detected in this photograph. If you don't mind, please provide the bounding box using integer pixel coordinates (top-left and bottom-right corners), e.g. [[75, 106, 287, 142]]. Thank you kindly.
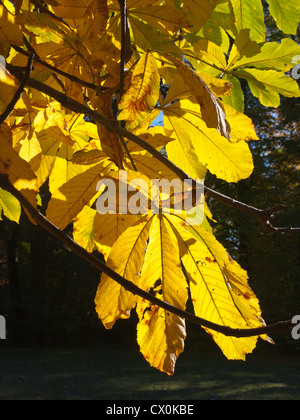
[[119, 134, 138, 171], [118, 0, 132, 97], [118, 0, 126, 98], [7, 64, 300, 235], [0, 174, 295, 339]]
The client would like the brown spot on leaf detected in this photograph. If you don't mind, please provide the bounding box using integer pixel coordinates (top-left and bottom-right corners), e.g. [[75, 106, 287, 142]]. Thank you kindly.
[[244, 292, 251, 300], [2, 161, 10, 171]]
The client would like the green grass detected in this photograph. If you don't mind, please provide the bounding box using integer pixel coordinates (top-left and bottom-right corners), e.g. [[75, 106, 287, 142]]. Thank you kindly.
[[0, 346, 299, 400]]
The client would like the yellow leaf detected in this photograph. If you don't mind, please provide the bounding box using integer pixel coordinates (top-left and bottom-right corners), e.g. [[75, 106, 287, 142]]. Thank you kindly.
[[162, 71, 232, 104], [182, 0, 217, 31], [0, 5, 23, 56], [165, 133, 207, 182], [118, 51, 160, 123], [230, 0, 265, 43], [27, 9, 113, 99], [128, 108, 161, 134], [226, 29, 261, 71], [97, 92, 124, 168], [0, 63, 19, 114], [97, 123, 124, 168], [46, 158, 115, 230], [73, 206, 97, 253], [137, 214, 188, 375], [163, 53, 231, 139], [193, 38, 228, 72], [162, 74, 192, 105], [49, 0, 109, 40], [73, 206, 138, 259], [127, 152, 179, 182], [31, 132, 60, 187], [46, 0, 94, 17], [18, 134, 42, 168], [46, 0, 105, 19], [128, 15, 181, 56], [167, 214, 267, 361], [224, 103, 259, 143], [71, 149, 106, 165], [199, 72, 233, 98], [0, 187, 21, 223], [95, 215, 152, 328], [21, 10, 67, 44], [28, 111, 98, 188], [127, 126, 174, 152], [0, 124, 37, 206], [163, 99, 254, 182], [130, 4, 192, 34], [49, 154, 90, 192], [234, 68, 300, 108], [137, 301, 186, 375]]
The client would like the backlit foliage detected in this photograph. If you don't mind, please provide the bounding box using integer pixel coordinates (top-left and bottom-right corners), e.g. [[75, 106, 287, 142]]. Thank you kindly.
[[0, 0, 299, 374]]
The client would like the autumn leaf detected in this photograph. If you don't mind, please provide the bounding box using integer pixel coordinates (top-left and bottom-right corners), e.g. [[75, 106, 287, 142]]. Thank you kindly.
[[45, 0, 97, 18], [229, 38, 300, 72], [163, 53, 231, 140], [73, 206, 138, 259], [22, 7, 114, 100], [166, 137, 208, 182], [24, 110, 99, 188], [166, 213, 269, 361], [95, 215, 152, 328], [0, 187, 21, 223], [129, 16, 181, 56], [163, 98, 254, 182], [230, 0, 266, 42], [223, 103, 259, 144], [127, 126, 175, 153], [267, 0, 300, 34], [182, 0, 218, 31], [0, 124, 38, 206], [0, 4, 23, 56], [118, 51, 160, 126], [96, 92, 124, 168], [234, 68, 300, 108], [46, 158, 115, 230], [137, 214, 188, 375], [46, 0, 108, 33], [1, 0, 299, 375], [129, 4, 191, 34], [0, 63, 19, 114], [137, 300, 186, 375]]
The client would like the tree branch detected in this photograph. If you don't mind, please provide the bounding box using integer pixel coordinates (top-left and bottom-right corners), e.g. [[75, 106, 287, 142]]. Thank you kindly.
[[118, 0, 132, 97], [7, 63, 300, 234], [118, 0, 126, 98], [0, 173, 296, 339]]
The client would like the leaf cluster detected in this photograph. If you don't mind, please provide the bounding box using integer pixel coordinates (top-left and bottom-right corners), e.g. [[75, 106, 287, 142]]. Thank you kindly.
[[0, 0, 299, 374]]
